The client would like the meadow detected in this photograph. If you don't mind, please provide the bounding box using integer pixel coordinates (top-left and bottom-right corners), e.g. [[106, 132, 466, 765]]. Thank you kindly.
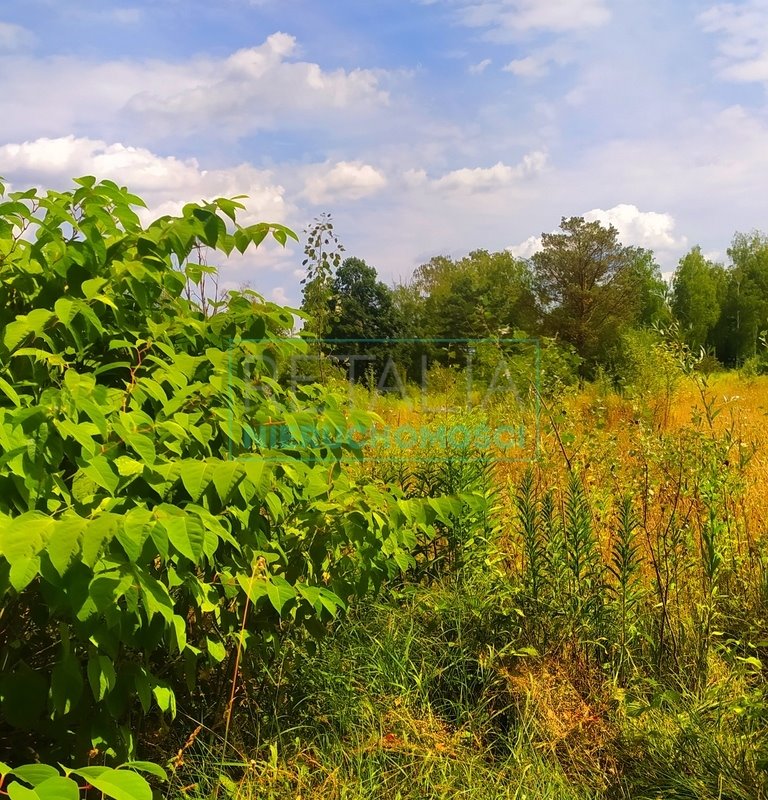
[[1, 181, 767, 800], [164, 368, 768, 800]]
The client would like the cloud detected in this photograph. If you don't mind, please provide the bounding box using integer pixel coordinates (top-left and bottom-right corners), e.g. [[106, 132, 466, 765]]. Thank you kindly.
[[699, 1, 768, 85], [503, 55, 550, 77], [316, 98, 768, 284], [0, 21, 34, 51], [502, 41, 573, 78], [0, 135, 291, 224], [302, 160, 388, 204], [507, 235, 543, 258], [506, 205, 687, 261], [124, 33, 389, 133], [0, 134, 308, 289], [408, 150, 548, 193], [583, 204, 688, 253], [0, 33, 390, 143], [3, 7, 764, 299], [468, 58, 492, 74], [449, 0, 611, 39], [270, 286, 292, 305]]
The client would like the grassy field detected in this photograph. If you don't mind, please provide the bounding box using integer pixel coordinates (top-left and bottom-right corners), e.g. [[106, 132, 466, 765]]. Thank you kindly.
[[165, 372, 768, 799]]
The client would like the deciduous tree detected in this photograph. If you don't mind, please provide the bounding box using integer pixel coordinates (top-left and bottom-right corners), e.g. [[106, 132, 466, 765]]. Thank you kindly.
[[531, 217, 641, 372], [671, 246, 725, 352], [325, 257, 401, 381]]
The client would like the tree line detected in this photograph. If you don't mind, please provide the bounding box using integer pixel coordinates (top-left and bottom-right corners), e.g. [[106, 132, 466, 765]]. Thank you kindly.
[[301, 215, 768, 379]]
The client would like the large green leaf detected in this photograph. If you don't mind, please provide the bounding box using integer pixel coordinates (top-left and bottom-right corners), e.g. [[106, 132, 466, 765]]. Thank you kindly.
[[0, 377, 21, 407], [137, 573, 174, 622], [54, 298, 77, 327], [125, 433, 156, 466], [82, 515, 120, 567], [6, 771, 89, 800], [50, 653, 83, 716], [87, 654, 117, 702], [114, 456, 144, 477], [265, 575, 296, 615], [70, 768, 152, 800], [9, 554, 41, 591], [29, 776, 79, 800], [0, 512, 49, 564], [179, 460, 213, 502], [119, 508, 153, 562], [236, 573, 268, 604], [4, 309, 55, 350], [46, 516, 85, 576], [7, 782, 38, 800], [118, 761, 167, 781], [151, 684, 176, 717], [211, 461, 244, 504], [81, 456, 119, 495], [157, 507, 205, 562], [205, 637, 226, 663], [9, 765, 60, 788]]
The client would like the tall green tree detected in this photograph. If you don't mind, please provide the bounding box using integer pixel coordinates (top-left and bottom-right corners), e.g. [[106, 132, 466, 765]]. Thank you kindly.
[[671, 246, 725, 352], [618, 248, 671, 327], [325, 257, 401, 382], [412, 250, 538, 343], [531, 217, 643, 373], [714, 232, 768, 364], [327, 257, 399, 342]]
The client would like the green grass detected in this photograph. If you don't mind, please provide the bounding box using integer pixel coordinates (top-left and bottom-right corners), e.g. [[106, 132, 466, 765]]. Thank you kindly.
[[164, 541, 767, 800], [167, 575, 601, 799], [162, 382, 768, 800]]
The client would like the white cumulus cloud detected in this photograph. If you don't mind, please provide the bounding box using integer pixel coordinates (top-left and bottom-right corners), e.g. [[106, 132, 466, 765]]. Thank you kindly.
[[0, 135, 291, 225], [583, 204, 687, 252], [507, 235, 543, 258], [411, 150, 548, 193], [507, 205, 687, 260], [0, 135, 306, 288], [125, 33, 389, 136], [302, 160, 388, 204], [0, 33, 390, 143]]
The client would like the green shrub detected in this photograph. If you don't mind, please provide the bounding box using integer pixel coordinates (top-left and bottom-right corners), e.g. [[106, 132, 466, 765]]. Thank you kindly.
[[0, 178, 453, 763]]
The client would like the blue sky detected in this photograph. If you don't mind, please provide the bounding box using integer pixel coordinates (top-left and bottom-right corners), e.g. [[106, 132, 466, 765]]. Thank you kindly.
[[1, 0, 767, 305]]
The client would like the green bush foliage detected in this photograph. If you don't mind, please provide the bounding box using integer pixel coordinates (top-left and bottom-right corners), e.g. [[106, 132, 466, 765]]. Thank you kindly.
[[0, 178, 452, 763]]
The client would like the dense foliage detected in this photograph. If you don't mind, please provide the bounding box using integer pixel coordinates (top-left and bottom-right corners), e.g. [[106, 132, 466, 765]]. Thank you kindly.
[[302, 215, 768, 380], [2, 175, 767, 799], [0, 179, 454, 766]]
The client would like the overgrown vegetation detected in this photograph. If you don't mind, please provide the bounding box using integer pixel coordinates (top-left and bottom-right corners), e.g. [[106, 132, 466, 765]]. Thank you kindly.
[[1, 179, 767, 799], [0, 180, 461, 796]]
